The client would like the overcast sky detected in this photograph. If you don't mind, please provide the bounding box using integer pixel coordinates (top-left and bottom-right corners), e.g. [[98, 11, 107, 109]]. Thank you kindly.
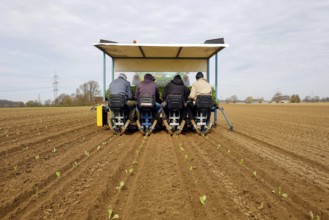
[[1, 0, 328, 102]]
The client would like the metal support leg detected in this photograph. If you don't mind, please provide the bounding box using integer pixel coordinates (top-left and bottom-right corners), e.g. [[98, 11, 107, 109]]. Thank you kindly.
[[219, 107, 234, 131]]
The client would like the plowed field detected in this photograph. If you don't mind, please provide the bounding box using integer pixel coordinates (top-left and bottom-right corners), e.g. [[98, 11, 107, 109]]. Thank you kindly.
[[0, 104, 328, 220]]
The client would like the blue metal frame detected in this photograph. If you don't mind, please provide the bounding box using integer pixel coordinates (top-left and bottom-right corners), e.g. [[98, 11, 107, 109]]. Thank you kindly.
[[103, 52, 106, 101], [112, 57, 114, 81], [214, 53, 218, 125]]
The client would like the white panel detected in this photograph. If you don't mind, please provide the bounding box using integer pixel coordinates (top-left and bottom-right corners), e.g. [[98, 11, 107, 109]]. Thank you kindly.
[[114, 59, 207, 72]]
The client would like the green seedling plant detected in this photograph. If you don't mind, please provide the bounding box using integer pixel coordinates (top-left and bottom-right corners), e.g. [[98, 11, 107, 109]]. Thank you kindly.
[[185, 155, 189, 160], [180, 146, 184, 151], [108, 208, 119, 219], [13, 164, 18, 171], [253, 171, 257, 177], [73, 161, 79, 168], [35, 155, 40, 160], [272, 185, 288, 198], [199, 195, 206, 205], [238, 159, 244, 165], [56, 171, 61, 178], [97, 145, 101, 150], [52, 148, 57, 153], [35, 186, 39, 199], [189, 166, 194, 171], [216, 144, 221, 150], [125, 168, 134, 176], [85, 151, 90, 157], [116, 181, 125, 192], [310, 211, 321, 220]]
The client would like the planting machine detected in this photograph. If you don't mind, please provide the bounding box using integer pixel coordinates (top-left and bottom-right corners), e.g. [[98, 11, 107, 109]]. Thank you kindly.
[[94, 38, 233, 134]]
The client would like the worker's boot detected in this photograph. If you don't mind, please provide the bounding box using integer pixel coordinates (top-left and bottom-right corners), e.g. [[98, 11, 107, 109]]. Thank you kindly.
[[176, 119, 185, 135], [190, 119, 201, 135], [149, 112, 160, 134]]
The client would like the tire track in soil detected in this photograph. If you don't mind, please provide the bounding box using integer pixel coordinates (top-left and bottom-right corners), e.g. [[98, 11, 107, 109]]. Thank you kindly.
[[223, 128, 329, 189], [229, 120, 329, 167], [121, 132, 196, 220], [218, 128, 329, 190], [20, 132, 143, 220], [0, 123, 96, 175], [0, 116, 92, 144], [0, 124, 100, 200], [0, 129, 115, 219], [175, 133, 259, 219], [0, 120, 95, 157], [86, 133, 148, 219], [209, 127, 329, 219], [171, 134, 236, 219]]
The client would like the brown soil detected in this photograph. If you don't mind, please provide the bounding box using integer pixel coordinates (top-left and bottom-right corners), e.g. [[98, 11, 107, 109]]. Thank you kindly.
[[0, 104, 328, 219]]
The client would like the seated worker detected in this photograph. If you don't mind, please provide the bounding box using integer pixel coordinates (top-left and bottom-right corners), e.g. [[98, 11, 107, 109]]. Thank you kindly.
[[161, 74, 189, 122], [187, 72, 212, 127], [109, 73, 136, 120], [135, 73, 162, 121]]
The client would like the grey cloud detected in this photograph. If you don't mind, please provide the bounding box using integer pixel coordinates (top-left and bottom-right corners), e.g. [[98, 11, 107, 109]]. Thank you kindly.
[[0, 0, 328, 102]]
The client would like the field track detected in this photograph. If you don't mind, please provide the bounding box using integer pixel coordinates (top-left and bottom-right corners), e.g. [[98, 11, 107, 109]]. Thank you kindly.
[[0, 104, 328, 219]]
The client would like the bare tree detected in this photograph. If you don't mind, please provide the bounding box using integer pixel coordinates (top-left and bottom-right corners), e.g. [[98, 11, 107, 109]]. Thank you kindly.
[[230, 95, 238, 103], [245, 96, 253, 104], [76, 81, 101, 105]]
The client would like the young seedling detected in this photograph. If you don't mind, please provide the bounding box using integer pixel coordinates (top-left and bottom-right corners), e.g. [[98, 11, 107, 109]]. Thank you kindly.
[[199, 195, 206, 205], [56, 171, 61, 178], [185, 155, 189, 160], [216, 144, 221, 150], [180, 146, 184, 151], [35, 155, 40, 160], [310, 211, 321, 220], [108, 208, 120, 219], [238, 159, 244, 165], [13, 164, 18, 171], [116, 181, 125, 192], [73, 161, 79, 168], [85, 151, 90, 157], [272, 185, 288, 198], [125, 168, 134, 176], [189, 166, 194, 171], [52, 148, 57, 153], [35, 186, 39, 198], [253, 171, 257, 177], [97, 145, 101, 150]]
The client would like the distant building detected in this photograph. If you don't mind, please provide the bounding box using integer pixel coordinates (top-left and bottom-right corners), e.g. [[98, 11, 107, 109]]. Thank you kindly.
[[251, 98, 264, 104], [271, 94, 290, 103]]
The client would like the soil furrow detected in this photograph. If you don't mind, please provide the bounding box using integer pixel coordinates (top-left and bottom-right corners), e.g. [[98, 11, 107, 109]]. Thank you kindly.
[[122, 132, 195, 220]]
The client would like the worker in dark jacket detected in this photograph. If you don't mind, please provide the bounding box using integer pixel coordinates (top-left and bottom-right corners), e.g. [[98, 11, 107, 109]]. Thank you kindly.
[[135, 73, 162, 120], [109, 73, 136, 120], [109, 73, 132, 100], [161, 75, 189, 120]]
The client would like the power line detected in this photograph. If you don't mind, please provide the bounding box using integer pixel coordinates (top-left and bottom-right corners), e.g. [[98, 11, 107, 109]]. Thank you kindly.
[[53, 72, 59, 100], [0, 87, 50, 93]]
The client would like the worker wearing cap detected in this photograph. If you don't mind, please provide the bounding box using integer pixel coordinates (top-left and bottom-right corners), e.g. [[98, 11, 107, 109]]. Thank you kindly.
[[109, 73, 136, 119], [135, 73, 162, 121], [187, 72, 212, 126]]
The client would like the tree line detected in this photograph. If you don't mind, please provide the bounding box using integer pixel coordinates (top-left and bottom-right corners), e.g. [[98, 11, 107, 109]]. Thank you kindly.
[[0, 81, 101, 107], [224, 93, 329, 104]]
